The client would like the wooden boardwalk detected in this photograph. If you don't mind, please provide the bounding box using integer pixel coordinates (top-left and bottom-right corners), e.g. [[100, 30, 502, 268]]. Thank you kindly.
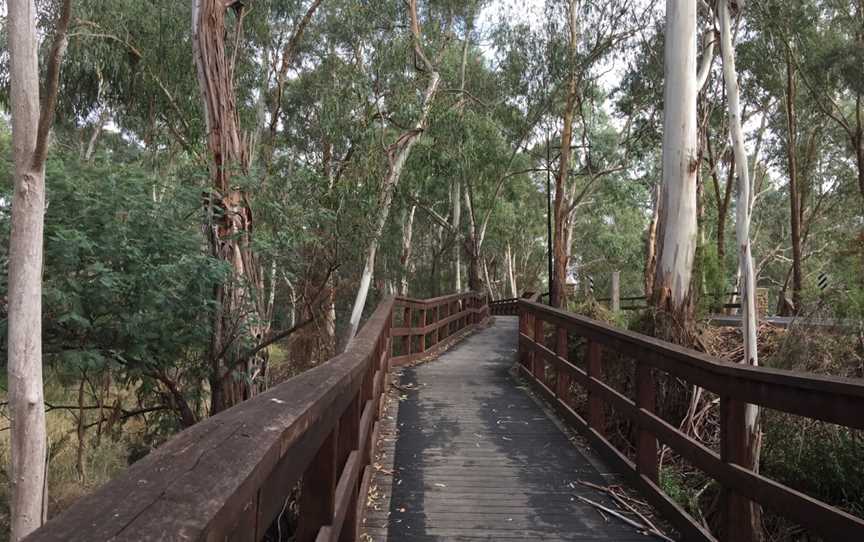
[[363, 316, 653, 541]]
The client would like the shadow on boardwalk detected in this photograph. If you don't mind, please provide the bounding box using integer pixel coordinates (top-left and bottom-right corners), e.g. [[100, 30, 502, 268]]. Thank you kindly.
[[363, 316, 655, 541]]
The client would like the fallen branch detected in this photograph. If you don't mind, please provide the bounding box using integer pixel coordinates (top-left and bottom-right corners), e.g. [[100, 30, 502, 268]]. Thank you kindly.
[[576, 493, 674, 542]]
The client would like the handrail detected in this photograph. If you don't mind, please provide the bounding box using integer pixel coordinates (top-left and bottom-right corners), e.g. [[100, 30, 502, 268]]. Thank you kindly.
[[391, 291, 489, 366], [490, 291, 543, 316], [27, 292, 489, 542], [517, 300, 864, 542]]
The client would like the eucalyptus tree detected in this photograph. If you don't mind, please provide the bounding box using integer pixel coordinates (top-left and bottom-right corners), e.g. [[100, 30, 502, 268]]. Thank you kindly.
[[494, 0, 637, 308], [7, 0, 72, 538], [741, 0, 838, 313], [716, 0, 762, 536], [651, 0, 716, 328], [342, 0, 448, 344]]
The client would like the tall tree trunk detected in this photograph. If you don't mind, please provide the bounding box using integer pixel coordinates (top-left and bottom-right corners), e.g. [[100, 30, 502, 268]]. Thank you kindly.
[[719, 2, 762, 538], [506, 243, 518, 298], [652, 0, 699, 322], [75, 376, 87, 483], [344, 2, 441, 343], [7, 0, 71, 538], [193, 0, 265, 412], [83, 109, 109, 162], [550, 0, 581, 309], [452, 179, 462, 292], [462, 185, 485, 292], [483, 257, 497, 301], [399, 202, 418, 296], [453, 18, 469, 293], [856, 134, 864, 201], [644, 187, 659, 298], [783, 48, 803, 314]]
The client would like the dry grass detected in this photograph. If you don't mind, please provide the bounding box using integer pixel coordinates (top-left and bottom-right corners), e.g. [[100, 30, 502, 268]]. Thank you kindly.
[[0, 373, 149, 542]]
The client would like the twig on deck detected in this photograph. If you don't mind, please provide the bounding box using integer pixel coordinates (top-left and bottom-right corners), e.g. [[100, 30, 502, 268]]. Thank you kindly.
[[576, 495, 675, 542]]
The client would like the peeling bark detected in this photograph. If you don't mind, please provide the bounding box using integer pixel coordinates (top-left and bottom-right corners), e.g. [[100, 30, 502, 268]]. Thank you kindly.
[[193, 0, 269, 412]]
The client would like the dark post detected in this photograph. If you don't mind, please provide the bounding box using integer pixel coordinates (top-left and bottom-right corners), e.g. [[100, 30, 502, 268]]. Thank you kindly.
[[555, 327, 570, 404], [635, 364, 658, 481], [418, 308, 426, 353], [403, 305, 411, 358], [720, 396, 756, 542], [296, 429, 337, 541], [532, 316, 545, 382], [586, 341, 605, 435]]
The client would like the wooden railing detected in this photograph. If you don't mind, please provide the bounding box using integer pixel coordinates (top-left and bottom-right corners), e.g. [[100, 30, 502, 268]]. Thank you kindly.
[[489, 297, 519, 315], [489, 291, 542, 316], [27, 292, 488, 542], [391, 292, 489, 366], [596, 291, 742, 312], [517, 299, 864, 542]]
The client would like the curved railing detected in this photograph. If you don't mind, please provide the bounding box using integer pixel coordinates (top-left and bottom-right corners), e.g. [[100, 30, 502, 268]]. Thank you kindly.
[[27, 292, 488, 542], [391, 292, 489, 366], [517, 299, 864, 542], [489, 291, 542, 316]]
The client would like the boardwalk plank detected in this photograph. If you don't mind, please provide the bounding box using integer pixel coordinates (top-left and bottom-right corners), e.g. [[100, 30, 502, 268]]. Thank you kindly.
[[362, 317, 664, 541]]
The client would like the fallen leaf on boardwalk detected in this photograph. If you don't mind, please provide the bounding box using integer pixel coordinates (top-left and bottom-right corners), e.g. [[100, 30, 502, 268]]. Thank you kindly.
[[434, 483, 447, 488]]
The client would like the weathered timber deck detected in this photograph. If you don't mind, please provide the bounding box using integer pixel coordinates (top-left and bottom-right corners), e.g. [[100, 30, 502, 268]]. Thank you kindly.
[[363, 316, 654, 541]]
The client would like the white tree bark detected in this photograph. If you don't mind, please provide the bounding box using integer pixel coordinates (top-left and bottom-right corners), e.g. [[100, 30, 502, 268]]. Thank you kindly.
[[506, 243, 518, 298], [399, 202, 418, 296], [7, 3, 47, 537], [344, 57, 441, 343], [452, 179, 462, 292], [718, 0, 760, 451], [719, 2, 757, 368], [8, 0, 70, 537], [653, 0, 699, 313], [482, 257, 497, 301]]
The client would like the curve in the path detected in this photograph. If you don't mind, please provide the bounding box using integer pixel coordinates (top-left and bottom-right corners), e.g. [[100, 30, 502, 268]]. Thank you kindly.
[[364, 316, 654, 541]]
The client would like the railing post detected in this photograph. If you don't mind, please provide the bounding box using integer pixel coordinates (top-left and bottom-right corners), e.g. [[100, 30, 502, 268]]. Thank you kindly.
[[555, 326, 570, 404], [434, 304, 440, 345], [611, 271, 621, 312], [521, 304, 534, 369], [636, 363, 658, 482], [532, 316, 544, 382], [586, 341, 605, 435], [418, 308, 426, 354], [337, 395, 361, 542], [296, 429, 337, 542], [403, 305, 411, 359], [720, 396, 757, 542]]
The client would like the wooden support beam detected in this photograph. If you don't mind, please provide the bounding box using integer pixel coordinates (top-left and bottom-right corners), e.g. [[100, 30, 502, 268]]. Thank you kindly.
[[720, 396, 757, 542], [636, 363, 658, 482], [296, 429, 337, 542], [586, 341, 605, 435], [555, 327, 570, 405]]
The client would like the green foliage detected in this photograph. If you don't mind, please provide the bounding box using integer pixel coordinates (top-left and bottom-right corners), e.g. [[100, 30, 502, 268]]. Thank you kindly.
[[762, 412, 864, 517], [0, 145, 224, 424], [698, 243, 726, 313]]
